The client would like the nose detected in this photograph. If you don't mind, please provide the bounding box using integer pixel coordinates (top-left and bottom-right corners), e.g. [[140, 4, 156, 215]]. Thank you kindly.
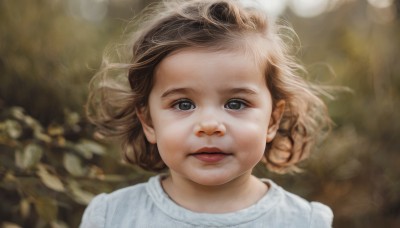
[[194, 120, 226, 137]]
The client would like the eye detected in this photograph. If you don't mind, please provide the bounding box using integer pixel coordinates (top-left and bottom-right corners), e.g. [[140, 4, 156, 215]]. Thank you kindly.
[[224, 99, 247, 110], [173, 99, 196, 111]]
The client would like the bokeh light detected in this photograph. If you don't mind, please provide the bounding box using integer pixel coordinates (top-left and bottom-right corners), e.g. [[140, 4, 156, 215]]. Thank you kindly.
[[367, 0, 394, 9], [367, 1, 397, 24], [240, 0, 287, 17], [258, 0, 288, 17], [68, 0, 108, 22], [289, 0, 330, 18]]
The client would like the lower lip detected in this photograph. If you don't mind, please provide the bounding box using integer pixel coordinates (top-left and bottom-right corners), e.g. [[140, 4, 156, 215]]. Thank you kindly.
[[192, 153, 229, 163]]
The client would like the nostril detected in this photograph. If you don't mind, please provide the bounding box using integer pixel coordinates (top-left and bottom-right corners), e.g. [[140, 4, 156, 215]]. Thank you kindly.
[[194, 121, 226, 136]]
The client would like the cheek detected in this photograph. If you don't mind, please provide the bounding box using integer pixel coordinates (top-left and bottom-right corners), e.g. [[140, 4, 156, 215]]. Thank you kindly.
[[233, 123, 268, 157], [153, 122, 190, 157]]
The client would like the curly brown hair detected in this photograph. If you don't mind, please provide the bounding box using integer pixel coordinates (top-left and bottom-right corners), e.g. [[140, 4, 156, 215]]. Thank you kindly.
[[86, 0, 331, 173]]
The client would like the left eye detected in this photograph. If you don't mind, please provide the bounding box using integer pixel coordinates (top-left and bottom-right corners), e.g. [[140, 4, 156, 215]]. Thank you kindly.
[[224, 100, 246, 110]]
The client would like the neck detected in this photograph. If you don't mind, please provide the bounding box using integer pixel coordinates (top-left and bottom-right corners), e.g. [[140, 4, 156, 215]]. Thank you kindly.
[[161, 173, 268, 213]]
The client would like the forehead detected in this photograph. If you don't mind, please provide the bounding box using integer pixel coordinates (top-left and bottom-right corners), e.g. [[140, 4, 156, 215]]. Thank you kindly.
[[161, 34, 270, 73], [151, 47, 268, 93], [159, 47, 260, 73]]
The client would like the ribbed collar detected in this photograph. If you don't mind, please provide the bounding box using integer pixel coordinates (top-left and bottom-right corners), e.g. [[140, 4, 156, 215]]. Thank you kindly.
[[146, 175, 282, 227]]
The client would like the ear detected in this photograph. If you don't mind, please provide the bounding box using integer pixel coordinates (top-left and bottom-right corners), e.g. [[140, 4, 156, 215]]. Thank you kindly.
[[266, 100, 285, 143], [136, 107, 157, 144]]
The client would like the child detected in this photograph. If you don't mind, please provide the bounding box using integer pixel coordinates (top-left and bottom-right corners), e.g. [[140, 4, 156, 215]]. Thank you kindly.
[[81, 0, 333, 227]]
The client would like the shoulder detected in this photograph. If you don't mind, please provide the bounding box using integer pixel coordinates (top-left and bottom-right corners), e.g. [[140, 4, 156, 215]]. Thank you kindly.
[[80, 193, 108, 228], [309, 202, 334, 228], [261, 179, 333, 228], [79, 180, 150, 228]]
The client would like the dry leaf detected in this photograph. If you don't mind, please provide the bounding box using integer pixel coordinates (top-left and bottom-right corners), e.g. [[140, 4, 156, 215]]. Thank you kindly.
[[75, 139, 105, 159], [5, 120, 22, 139], [67, 179, 94, 205], [33, 197, 58, 222], [63, 153, 85, 176], [20, 198, 31, 219], [1, 222, 22, 228], [15, 143, 43, 169], [36, 164, 65, 192], [50, 220, 69, 228], [47, 124, 64, 136]]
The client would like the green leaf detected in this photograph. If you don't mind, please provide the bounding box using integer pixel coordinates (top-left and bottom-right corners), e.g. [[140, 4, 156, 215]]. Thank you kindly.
[[36, 164, 65, 192], [63, 153, 85, 176], [15, 143, 43, 169], [33, 197, 57, 222]]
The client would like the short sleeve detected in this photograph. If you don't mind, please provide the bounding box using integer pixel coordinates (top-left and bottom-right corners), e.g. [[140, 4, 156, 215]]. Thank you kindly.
[[309, 202, 333, 228], [80, 193, 108, 228]]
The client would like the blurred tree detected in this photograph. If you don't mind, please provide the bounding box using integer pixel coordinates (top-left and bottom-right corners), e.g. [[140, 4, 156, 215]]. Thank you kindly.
[[283, 0, 400, 227], [1, 0, 399, 227], [0, 0, 112, 125]]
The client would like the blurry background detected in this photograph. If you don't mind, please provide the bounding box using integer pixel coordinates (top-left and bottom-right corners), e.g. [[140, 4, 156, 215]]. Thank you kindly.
[[0, 0, 399, 227]]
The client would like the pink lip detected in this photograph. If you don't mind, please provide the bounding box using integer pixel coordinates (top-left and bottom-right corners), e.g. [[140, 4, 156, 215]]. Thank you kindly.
[[191, 147, 231, 163]]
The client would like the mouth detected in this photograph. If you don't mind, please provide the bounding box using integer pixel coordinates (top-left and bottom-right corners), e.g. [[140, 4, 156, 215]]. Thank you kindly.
[[190, 147, 232, 163]]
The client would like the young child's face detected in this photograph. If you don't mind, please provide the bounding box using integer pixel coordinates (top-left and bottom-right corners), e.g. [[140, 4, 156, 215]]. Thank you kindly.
[[139, 48, 283, 186]]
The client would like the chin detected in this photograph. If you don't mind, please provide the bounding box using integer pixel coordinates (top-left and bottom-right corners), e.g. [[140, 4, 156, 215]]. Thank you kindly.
[[189, 173, 240, 187]]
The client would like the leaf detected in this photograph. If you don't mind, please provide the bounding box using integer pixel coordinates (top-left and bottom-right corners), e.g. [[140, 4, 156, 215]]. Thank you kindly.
[[20, 198, 31, 219], [4, 171, 17, 182], [75, 139, 105, 159], [56, 136, 66, 147], [34, 131, 52, 143], [36, 164, 65, 192], [65, 111, 80, 126], [10, 107, 25, 120], [24, 116, 41, 130], [67, 179, 95, 205], [87, 165, 104, 179], [33, 197, 58, 222], [50, 220, 69, 228], [15, 143, 43, 169], [1, 222, 22, 228], [63, 153, 85, 176], [18, 116, 52, 143], [5, 119, 22, 139], [47, 124, 64, 136]]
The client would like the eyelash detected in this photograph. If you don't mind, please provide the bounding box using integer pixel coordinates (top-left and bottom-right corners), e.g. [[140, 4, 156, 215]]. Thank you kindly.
[[172, 99, 196, 111], [224, 99, 248, 110], [171, 98, 249, 111]]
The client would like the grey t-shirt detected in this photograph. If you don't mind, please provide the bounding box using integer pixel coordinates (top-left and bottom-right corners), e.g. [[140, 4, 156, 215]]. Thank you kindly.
[[80, 175, 333, 227]]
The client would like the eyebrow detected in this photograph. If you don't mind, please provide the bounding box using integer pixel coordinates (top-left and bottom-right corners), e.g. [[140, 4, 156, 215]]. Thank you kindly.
[[225, 87, 258, 95], [161, 88, 195, 98], [160, 87, 258, 98]]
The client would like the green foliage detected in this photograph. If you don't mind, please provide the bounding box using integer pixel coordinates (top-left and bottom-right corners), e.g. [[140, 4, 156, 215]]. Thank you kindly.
[[0, 107, 152, 227]]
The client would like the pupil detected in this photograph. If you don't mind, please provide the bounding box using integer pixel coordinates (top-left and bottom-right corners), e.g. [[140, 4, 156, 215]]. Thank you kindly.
[[179, 102, 192, 110], [228, 101, 240, 109]]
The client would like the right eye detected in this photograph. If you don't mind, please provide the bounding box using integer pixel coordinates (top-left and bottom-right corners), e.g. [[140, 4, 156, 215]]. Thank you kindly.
[[173, 100, 196, 111]]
